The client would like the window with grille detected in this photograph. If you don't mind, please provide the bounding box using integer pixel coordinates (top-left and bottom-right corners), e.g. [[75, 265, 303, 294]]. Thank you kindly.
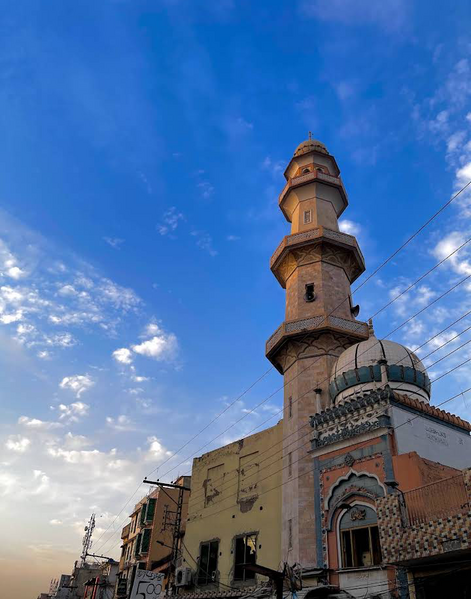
[[340, 506, 382, 568], [303, 210, 312, 224], [198, 540, 219, 585], [234, 534, 257, 582]]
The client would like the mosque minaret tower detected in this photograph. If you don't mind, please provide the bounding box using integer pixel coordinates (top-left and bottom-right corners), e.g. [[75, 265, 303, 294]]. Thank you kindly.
[[265, 136, 370, 567]]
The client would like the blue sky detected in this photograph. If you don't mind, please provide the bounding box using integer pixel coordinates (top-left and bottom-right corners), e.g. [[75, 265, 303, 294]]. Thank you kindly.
[[1, 1, 471, 596]]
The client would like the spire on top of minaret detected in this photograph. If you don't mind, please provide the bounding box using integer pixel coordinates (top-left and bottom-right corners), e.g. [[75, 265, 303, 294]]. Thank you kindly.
[[368, 318, 375, 336]]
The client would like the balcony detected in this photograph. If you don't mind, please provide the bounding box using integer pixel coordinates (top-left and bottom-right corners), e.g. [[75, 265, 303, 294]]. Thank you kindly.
[[266, 315, 368, 358], [121, 523, 131, 539], [376, 469, 471, 566], [404, 474, 469, 526]]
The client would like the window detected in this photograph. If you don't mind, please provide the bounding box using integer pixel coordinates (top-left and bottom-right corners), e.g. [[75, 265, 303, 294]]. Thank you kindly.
[[302, 167, 310, 174], [234, 534, 257, 582], [288, 396, 292, 418], [340, 506, 382, 568], [198, 540, 219, 585], [288, 452, 292, 478], [304, 283, 315, 302], [288, 519, 293, 550], [303, 210, 312, 224]]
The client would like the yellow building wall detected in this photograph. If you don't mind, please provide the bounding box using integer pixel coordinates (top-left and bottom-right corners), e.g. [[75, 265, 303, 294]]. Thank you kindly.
[[182, 422, 283, 589]]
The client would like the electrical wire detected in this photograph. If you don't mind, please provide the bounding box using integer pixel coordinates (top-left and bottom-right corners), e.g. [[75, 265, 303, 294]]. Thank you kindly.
[[164, 322, 471, 512], [95, 286, 471, 556], [152, 261, 471, 512], [94, 179, 471, 555], [142, 176, 471, 482], [148, 234, 471, 488]]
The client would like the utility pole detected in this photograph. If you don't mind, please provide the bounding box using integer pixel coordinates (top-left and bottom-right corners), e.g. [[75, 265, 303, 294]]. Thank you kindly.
[[81, 513, 96, 566], [143, 478, 190, 588]]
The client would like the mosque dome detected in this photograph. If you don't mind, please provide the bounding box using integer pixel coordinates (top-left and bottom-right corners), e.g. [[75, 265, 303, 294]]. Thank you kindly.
[[294, 138, 328, 157], [329, 321, 431, 404]]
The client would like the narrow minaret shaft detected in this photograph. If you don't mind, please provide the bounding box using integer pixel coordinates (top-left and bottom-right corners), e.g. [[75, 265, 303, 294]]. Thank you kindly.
[[266, 138, 368, 567]]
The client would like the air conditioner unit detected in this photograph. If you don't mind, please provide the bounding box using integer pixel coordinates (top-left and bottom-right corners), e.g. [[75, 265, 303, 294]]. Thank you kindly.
[[175, 567, 193, 587]]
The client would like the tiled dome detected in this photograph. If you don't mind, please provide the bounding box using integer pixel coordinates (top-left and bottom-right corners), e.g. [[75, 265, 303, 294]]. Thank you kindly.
[[294, 138, 328, 157], [329, 322, 430, 404]]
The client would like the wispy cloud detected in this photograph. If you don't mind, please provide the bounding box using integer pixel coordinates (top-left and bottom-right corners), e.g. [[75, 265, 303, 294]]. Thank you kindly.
[[59, 375, 95, 398], [157, 207, 185, 236], [103, 237, 124, 249]]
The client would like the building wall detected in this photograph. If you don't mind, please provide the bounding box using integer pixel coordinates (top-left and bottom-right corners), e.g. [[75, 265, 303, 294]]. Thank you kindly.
[[181, 422, 283, 590], [376, 468, 471, 564], [391, 406, 471, 469]]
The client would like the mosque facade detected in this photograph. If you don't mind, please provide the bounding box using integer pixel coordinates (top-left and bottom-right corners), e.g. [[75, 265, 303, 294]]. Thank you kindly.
[[267, 138, 471, 598]]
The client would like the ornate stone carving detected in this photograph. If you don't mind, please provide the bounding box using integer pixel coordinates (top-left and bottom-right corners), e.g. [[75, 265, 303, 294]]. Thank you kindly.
[[350, 507, 366, 521], [314, 419, 382, 448], [344, 453, 355, 467]]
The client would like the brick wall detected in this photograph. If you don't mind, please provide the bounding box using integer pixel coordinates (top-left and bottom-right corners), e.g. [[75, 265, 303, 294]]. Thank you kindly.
[[376, 469, 471, 564]]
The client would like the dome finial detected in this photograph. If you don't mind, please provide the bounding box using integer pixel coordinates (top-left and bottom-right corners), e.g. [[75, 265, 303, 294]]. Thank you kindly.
[[308, 131, 312, 140], [368, 318, 375, 336]]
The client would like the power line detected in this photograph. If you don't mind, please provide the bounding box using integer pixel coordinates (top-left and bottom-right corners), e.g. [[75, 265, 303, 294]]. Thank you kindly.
[[173, 337, 471, 519], [182, 377, 471, 525], [95, 269, 471, 556], [143, 176, 471, 480], [146, 243, 471, 510], [94, 178, 471, 554], [150, 234, 471, 487]]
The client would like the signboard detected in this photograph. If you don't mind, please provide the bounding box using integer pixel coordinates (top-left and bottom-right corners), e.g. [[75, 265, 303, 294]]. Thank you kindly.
[[129, 571, 165, 599], [443, 538, 462, 552]]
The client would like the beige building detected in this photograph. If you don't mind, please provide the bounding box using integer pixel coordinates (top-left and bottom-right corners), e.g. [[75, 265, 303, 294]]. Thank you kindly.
[[180, 423, 283, 593], [118, 476, 191, 596]]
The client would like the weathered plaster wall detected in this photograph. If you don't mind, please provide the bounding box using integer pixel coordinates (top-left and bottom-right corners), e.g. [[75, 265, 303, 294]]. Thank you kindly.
[[181, 422, 282, 589], [391, 406, 471, 469]]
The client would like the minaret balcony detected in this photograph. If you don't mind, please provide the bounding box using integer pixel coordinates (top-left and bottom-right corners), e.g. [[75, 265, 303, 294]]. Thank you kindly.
[[279, 170, 348, 222], [266, 315, 369, 370], [271, 226, 365, 288]]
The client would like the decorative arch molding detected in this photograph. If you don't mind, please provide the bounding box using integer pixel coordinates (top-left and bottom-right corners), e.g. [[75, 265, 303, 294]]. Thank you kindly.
[[323, 470, 386, 532], [325, 491, 378, 532], [324, 469, 386, 511]]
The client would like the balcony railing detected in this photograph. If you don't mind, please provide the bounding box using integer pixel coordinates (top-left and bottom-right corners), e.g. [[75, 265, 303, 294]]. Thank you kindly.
[[404, 474, 469, 526]]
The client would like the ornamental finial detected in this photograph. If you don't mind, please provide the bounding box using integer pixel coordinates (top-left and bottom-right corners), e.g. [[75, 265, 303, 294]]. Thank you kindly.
[[368, 318, 375, 336], [308, 131, 312, 140]]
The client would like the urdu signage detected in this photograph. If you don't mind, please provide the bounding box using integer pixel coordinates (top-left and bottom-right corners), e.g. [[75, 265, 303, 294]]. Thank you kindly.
[[129, 571, 165, 599]]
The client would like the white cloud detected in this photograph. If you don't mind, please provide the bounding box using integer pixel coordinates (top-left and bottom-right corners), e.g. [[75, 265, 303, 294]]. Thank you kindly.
[[433, 232, 471, 276], [191, 231, 217, 256], [63, 432, 92, 450], [5, 435, 31, 453], [18, 416, 62, 430], [57, 402, 90, 423], [158, 207, 185, 236], [339, 219, 361, 237], [49, 519, 63, 526], [146, 436, 173, 462], [299, 0, 408, 31], [106, 415, 135, 432], [59, 375, 95, 398], [227, 235, 240, 241], [197, 181, 215, 199], [132, 333, 178, 361], [103, 237, 124, 249], [112, 347, 133, 365]]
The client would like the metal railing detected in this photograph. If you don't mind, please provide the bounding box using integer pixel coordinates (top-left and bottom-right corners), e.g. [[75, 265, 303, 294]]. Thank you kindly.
[[404, 474, 469, 526]]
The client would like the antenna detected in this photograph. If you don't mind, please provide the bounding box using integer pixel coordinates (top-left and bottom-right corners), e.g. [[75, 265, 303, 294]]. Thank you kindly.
[[81, 513, 96, 566]]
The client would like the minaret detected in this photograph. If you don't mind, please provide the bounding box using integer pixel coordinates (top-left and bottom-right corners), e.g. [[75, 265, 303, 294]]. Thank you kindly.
[[266, 137, 369, 567]]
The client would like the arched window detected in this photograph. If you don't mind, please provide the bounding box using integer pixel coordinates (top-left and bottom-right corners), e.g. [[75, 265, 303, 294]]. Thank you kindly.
[[339, 505, 382, 568], [302, 167, 310, 174]]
